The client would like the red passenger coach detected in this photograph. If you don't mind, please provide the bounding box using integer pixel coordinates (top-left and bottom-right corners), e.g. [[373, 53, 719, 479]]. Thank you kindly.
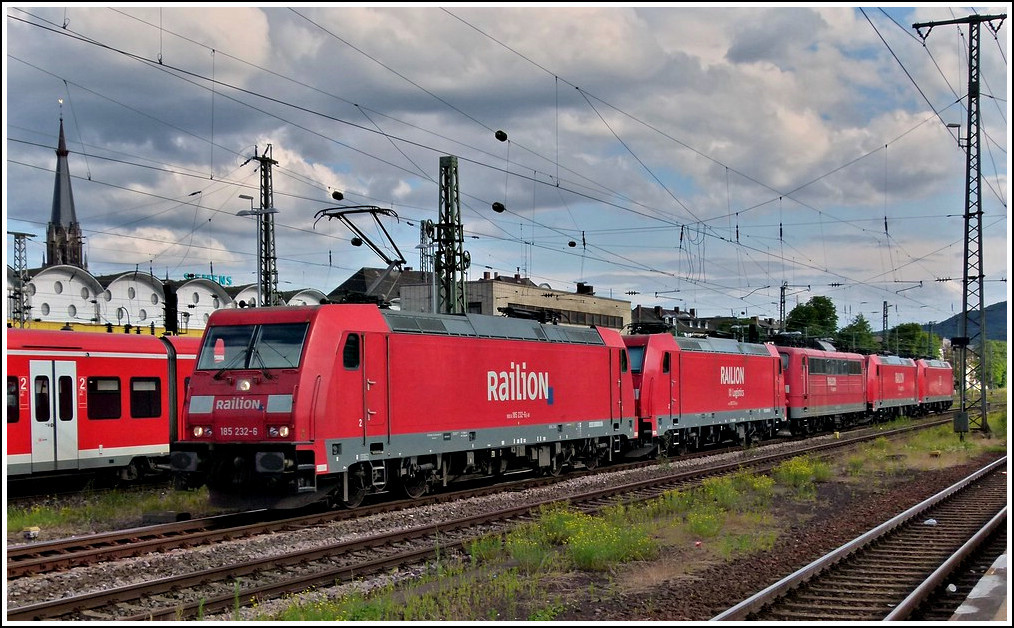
[[916, 358, 954, 414], [6, 328, 199, 481], [776, 345, 868, 433], [623, 334, 785, 452], [171, 304, 636, 509], [866, 354, 919, 419]]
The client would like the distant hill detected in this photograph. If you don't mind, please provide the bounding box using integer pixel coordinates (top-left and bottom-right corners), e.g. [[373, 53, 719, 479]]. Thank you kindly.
[[922, 301, 1007, 342]]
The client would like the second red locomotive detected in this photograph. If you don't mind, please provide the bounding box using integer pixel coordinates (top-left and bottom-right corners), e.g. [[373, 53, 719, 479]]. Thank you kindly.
[[623, 332, 785, 453]]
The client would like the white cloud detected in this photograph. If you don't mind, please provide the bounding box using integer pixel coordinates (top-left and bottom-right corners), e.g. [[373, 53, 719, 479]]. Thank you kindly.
[[5, 5, 1008, 326]]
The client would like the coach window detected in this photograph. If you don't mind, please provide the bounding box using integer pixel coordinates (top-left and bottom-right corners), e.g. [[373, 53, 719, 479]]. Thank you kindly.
[[7, 377, 18, 424], [34, 377, 50, 421], [131, 378, 161, 418], [87, 377, 122, 419], [58, 376, 74, 421], [343, 334, 361, 370]]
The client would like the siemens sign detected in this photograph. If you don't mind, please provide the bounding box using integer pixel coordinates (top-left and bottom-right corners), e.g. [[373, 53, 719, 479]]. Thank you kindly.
[[184, 273, 234, 286]]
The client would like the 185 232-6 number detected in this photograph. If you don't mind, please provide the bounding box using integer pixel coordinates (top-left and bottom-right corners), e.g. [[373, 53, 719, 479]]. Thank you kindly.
[[220, 426, 258, 437]]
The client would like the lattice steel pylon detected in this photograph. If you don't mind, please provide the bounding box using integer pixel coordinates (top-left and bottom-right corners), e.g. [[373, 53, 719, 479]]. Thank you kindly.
[[914, 13, 1006, 435], [436, 156, 470, 314], [882, 301, 889, 351], [8, 231, 35, 327], [253, 145, 280, 306]]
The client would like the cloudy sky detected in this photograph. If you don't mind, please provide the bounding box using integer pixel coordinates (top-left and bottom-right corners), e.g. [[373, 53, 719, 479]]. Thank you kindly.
[[4, 4, 1010, 328]]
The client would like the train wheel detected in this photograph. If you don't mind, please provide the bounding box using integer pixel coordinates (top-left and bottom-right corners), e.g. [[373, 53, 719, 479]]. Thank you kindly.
[[342, 467, 368, 508], [546, 454, 564, 477], [118, 461, 142, 484], [400, 470, 428, 499]]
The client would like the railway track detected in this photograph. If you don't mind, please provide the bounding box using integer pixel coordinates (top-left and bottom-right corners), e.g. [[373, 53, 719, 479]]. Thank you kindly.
[[6, 416, 952, 582], [713, 456, 1007, 622], [6, 417, 957, 621]]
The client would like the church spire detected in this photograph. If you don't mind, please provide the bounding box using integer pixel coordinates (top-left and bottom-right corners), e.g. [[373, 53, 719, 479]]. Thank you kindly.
[[45, 108, 86, 268]]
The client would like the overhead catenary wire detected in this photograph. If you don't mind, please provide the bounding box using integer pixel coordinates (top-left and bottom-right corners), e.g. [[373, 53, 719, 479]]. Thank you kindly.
[[5, 7, 1005, 321]]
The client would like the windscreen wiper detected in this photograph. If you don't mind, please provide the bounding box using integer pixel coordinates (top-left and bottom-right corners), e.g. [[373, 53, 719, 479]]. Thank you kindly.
[[213, 349, 248, 380]]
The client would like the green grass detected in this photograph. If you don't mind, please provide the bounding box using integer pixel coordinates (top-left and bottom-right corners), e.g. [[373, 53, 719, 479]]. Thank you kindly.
[[7, 485, 218, 539], [771, 454, 832, 499]]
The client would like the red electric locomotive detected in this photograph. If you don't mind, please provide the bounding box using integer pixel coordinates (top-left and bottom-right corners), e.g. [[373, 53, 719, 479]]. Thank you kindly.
[[170, 304, 636, 509], [866, 354, 919, 419], [915, 358, 954, 415], [776, 344, 868, 434], [6, 328, 199, 482], [623, 333, 785, 453]]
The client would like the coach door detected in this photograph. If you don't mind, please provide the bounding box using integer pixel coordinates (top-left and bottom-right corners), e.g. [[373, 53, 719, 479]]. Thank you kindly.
[[29, 360, 79, 472], [361, 334, 390, 443]]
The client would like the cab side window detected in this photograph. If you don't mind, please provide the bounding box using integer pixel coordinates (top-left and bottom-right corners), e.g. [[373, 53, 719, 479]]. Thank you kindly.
[[343, 334, 361, 370]]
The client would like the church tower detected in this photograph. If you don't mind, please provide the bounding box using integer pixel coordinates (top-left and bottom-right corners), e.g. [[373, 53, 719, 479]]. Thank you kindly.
[[45, 115, 86, 268]]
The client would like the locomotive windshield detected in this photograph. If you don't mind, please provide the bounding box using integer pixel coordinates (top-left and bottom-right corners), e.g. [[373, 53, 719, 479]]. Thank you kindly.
[[626, 345, 645, 374], [196, 322, 309, 371]]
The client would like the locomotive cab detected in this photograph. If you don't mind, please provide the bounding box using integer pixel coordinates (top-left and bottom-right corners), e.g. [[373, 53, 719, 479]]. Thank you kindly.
[[171, 312, 323, 508]]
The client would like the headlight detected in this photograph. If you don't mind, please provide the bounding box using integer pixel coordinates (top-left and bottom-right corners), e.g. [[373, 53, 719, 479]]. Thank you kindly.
[[279, 425, 290, 437], [268, 426, 291, 438], [237, 379, 251, 391], [268, 426, 279, 437]]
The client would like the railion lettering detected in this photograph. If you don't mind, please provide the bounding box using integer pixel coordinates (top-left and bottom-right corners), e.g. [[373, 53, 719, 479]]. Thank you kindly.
[[720, 366, 745, 385], [214, 397, 263, 411], [487, 362, 551, 402]]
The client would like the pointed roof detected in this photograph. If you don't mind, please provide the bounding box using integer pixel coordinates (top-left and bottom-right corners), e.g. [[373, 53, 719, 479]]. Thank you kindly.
[[328, 267, 429, 303], [50, 117, 78, 228]]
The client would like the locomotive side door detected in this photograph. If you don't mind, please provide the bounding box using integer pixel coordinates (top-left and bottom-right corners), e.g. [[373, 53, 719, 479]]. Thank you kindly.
[[801, 356, 809, 402], [612, 347, 626, 424], [663, 351, 674, 417], [361, 333, 390, 443], [28, 360, 79, 472]]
